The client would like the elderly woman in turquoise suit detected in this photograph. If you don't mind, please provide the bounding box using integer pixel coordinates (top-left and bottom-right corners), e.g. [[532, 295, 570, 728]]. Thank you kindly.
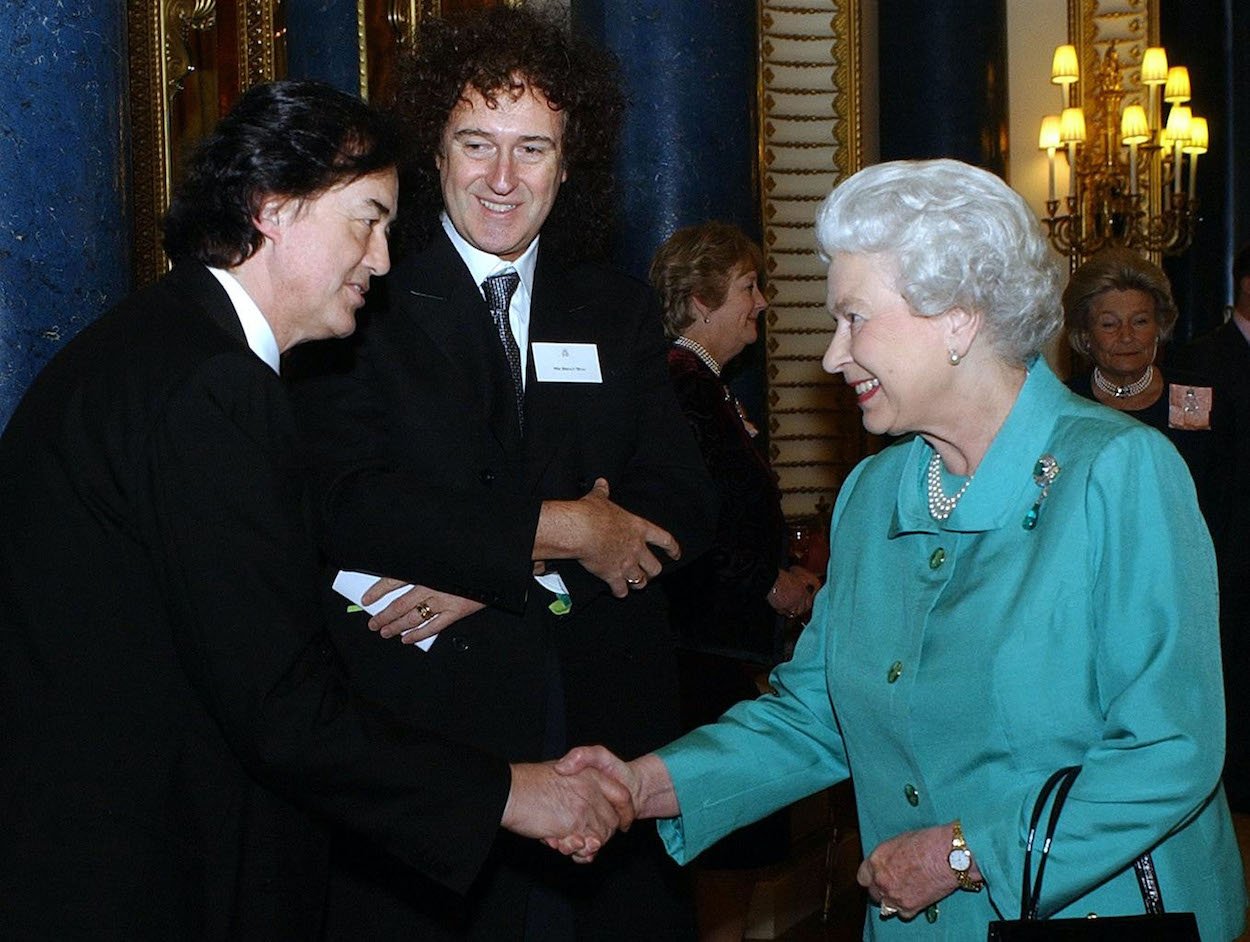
[[560, 159, 1247, 938]]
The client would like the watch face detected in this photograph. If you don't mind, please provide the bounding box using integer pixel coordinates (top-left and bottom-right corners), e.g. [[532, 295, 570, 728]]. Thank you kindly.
[[948, 848, 972, 872]]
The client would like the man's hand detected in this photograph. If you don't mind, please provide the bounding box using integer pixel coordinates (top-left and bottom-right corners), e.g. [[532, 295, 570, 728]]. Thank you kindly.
[[534, 478, 681, 597], [857, 822, 976, 920], [502, 761, 636, 863], [555, 746, 680, 821], [361, 577, 486, 645]]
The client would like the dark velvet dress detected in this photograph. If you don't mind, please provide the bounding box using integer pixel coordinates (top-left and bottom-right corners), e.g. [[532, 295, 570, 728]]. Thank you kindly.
[[663, 344, 789, 868]]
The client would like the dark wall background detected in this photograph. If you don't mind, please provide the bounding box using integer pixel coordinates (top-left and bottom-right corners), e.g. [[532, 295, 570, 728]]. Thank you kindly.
[[1161, 0, 1250, 340], [877, 0, 1008, 176]]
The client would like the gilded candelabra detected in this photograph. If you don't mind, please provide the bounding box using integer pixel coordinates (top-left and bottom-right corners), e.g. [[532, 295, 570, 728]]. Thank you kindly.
[[1039, 41, 1208, 270]]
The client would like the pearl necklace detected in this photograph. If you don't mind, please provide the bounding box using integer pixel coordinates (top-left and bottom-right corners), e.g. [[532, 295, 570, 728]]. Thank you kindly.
[[927, 452, 973, 521], [674, 336, 721, 376], [674, 336, 759, 436], [1092, 365, 1153, 399]]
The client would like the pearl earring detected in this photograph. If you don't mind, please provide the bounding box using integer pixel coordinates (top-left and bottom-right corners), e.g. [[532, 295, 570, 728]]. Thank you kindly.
[[948, 349, 962, 366]]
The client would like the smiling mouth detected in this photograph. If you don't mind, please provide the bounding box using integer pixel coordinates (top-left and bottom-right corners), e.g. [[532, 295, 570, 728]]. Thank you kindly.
[[479, 197, 519, 213], [853, 377, 880, 402]]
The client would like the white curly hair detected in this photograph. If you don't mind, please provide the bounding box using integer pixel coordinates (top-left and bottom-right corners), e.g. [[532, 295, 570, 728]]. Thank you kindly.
[[814, 158, 1064, 364]]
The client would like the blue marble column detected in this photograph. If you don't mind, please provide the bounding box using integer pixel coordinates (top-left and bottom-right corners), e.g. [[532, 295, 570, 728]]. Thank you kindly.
[[877, 0, 1008, 176], [0, 1, 130, 430], [572, 0, 760, 280], [285, 0, 362, 96], [571, 0, 765, 440]]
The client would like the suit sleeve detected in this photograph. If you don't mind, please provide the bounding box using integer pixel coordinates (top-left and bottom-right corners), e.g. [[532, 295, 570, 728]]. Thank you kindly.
[[287, 328, 539, 612], [551, 287, 718, 602], [147, 354, 511, 893]]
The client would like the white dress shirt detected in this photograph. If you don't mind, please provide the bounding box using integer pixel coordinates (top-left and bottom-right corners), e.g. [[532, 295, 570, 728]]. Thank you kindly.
[[207, 266, 281, 374]]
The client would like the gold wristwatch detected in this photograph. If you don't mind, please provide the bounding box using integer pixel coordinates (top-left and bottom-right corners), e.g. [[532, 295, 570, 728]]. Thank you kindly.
[[948, 820, 984, 892]]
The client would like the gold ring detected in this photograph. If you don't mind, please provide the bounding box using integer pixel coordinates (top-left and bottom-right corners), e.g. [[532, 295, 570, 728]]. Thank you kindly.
[[416, 601, 434, 620], [626, 577, 642, 586]]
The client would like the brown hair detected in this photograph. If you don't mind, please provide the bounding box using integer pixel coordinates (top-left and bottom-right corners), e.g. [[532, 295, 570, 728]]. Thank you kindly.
[[649, 222, 765, 339], [388, 6, 624, 262], [1062, 247, 1178, 354]]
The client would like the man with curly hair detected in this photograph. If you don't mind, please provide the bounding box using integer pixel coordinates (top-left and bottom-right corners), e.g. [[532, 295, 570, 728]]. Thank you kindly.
[[289, 7, 712, 941]]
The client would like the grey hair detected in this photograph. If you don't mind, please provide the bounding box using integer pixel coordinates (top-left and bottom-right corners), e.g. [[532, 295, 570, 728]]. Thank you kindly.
[[814, 159, 1064, 364]]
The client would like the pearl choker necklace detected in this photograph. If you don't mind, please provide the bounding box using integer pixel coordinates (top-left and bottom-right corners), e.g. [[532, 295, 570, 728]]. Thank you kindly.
[[674, 336, 721, 376], [1092, 365, 1153, 399], [927, 452, 973, 521]]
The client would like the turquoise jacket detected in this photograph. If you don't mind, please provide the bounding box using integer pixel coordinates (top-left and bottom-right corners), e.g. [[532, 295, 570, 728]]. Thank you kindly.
[[657, 360, 1246, 939]]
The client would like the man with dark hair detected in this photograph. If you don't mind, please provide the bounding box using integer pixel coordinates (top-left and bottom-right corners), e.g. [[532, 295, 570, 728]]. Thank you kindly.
[[0, 79, 631, 940], [289, 8, 713, 940], [1176, 243, 1250, 817]]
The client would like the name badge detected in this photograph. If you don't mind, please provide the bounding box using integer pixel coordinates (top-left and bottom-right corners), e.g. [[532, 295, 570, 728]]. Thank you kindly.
[[532, 342, 603, 383]]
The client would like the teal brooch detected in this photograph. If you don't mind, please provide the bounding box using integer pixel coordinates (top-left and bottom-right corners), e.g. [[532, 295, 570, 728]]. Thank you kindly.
[[1023, 454, 1061, 530]]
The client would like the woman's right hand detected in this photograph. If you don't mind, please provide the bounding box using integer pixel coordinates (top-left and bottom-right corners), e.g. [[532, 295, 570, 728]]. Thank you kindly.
[[768, 565, 821, 618], [554, 747, 680, 821]]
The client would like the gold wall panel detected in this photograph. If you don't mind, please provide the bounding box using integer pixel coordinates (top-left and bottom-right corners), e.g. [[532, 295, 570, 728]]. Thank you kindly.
[[1067, 0, 1157, 112], [758, 0, 867, 520]]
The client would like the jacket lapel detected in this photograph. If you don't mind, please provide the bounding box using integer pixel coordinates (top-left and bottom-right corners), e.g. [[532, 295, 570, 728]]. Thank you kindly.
[[523, 249, 585, 491], [392, 232, 522, 454], [166, 263, 249, 349]]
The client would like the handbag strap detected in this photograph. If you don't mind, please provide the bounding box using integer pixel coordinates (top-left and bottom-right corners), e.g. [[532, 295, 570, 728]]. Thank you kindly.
[[1019, 765, 1165, 920], [1133, 852, 1166, 914], [1021, 765, 1081, 918]]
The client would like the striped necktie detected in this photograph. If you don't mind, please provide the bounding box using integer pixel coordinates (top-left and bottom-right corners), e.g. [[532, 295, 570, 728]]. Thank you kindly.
[[482, 270, 524, 431]]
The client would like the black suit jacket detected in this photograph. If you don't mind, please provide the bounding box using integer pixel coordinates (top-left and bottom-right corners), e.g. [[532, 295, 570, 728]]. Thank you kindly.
[[1174, 319, 1250, 810], [0, 264, 509, 940], [1174, 321, 1250, 612], [289, 231, 715, 937]]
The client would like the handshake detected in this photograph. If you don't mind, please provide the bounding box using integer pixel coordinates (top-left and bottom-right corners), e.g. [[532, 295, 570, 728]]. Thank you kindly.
[[501, 746, 678, 863]]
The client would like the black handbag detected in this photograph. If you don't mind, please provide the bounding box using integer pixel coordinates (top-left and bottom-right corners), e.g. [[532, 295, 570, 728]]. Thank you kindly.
[[986, 766, 1200, 941]]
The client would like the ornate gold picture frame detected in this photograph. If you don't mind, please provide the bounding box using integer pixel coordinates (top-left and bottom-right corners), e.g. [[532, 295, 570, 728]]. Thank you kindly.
[[127, 1, 285, 286]]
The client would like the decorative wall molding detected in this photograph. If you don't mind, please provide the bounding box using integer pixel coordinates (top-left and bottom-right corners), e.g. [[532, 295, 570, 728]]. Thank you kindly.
[[1068, 0, 1157, 114], [758, 1, 867, 519]]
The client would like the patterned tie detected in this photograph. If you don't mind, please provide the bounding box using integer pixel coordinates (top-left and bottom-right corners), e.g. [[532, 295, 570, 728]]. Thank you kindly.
[[482, 270, 525, 432]]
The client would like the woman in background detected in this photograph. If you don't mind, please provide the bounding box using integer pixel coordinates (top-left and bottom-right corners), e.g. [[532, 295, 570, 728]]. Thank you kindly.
[[1063, 248, 1215, 477], [650, 222, 821, 941]]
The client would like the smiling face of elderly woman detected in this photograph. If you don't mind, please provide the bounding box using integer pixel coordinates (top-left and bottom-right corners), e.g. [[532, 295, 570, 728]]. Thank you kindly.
[[812, 159, 1063, 442], [822, 251, 954, 437]]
